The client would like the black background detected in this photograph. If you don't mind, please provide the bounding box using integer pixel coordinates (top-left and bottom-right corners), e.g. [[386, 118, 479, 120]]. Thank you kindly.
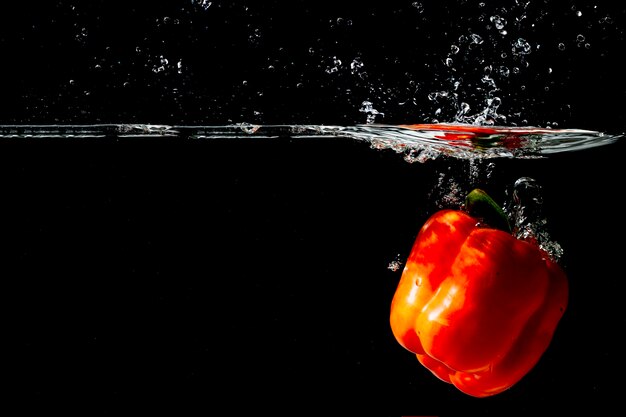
[[1, 0, 625, 131], [3, 1, 626, 416]]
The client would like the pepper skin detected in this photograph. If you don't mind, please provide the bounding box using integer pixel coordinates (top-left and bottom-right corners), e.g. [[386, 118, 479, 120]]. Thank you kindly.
[[389, 209, 568, 397]]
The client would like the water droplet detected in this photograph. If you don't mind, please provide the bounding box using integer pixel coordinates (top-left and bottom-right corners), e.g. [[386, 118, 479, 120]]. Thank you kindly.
[[350, 57, 364, 74], [387, 255, 403, 272], [411, 2, 424, 13], [359, 100, 384, 124], [512, 38, 531, 55], [490, 15, 507, 30], [470, 33, 484, 45], [325, 56, 342, 74], [193, 0, 212, 11], [481, 75, 496, 88], [458, 102, 470, 116]]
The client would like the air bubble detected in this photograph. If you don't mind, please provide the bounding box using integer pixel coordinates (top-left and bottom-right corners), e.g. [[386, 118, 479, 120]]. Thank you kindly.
[[490, 15, 506, 30]]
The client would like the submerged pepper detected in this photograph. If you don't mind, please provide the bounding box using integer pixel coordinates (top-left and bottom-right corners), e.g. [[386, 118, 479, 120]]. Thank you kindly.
[[389, 189, 568, 397]]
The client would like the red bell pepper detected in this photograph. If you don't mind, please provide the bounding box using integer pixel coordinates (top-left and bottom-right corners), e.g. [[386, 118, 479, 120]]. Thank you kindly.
[[389, 189, 568, 397]]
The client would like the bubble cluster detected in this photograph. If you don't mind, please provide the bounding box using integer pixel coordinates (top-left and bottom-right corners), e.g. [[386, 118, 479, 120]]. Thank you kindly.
[[504, 177, 564, 261]]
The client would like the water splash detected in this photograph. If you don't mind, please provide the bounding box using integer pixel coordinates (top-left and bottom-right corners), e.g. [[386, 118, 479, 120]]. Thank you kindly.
[[0, 124, 619, 162], [330, 123, 622, 161], [411, 2, 618, 128], [359, 101, 384, 124]]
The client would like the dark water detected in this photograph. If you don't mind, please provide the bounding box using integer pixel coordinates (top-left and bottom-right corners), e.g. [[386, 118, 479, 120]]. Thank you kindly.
[[3, 1, 626, 416], [4, 126, 624, 416]]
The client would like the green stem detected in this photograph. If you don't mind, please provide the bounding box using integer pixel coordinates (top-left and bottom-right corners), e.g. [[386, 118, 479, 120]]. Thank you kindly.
[[464, 188, 512, 233]]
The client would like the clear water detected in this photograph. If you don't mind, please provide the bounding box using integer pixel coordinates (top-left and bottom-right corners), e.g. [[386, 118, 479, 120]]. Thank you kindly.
[[4, 122, 624, 415]]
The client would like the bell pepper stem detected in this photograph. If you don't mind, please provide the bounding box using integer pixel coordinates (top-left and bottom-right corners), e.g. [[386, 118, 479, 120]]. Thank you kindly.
[[464, 188, 512, 233]]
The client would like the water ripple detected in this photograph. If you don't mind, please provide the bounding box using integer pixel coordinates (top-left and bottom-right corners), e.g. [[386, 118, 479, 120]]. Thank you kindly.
[[0, 123, 622, 161]]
